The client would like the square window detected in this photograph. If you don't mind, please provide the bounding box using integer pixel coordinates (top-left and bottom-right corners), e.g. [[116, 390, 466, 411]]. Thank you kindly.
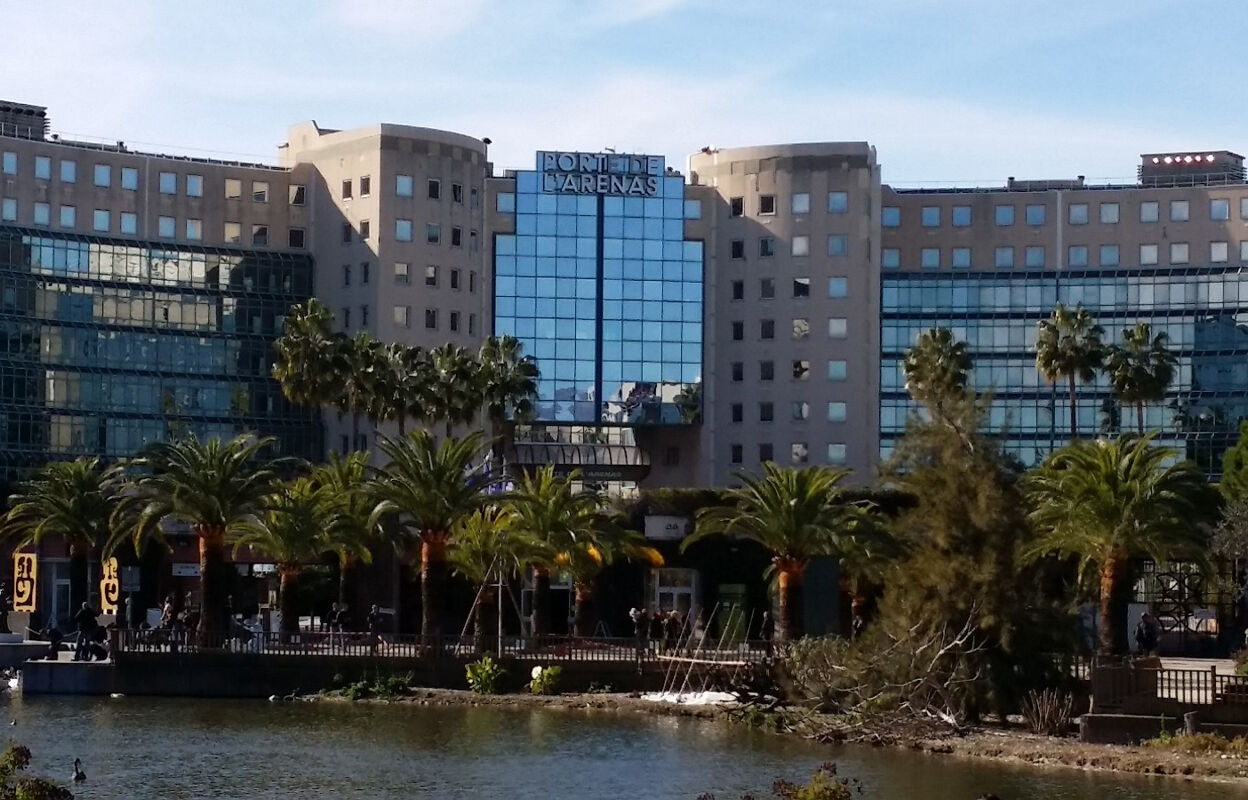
[[793, 277, 810, 298], [792, 235, 809, 256], [791, 443, 809, 465], [224, 221, 240, 243], [92, 209, 109, 232], [1068, 203, 1088, 225], [1068, 245, 1088, 267], [730, 239, 745, 259], [158, 215, 174, 237], [158, 171, 176, 194], [760, 319, 775, 339], [289, 184, 306, 205], [1025, 245, 1045, 268], [793, 359, 810, 381], [396, 175, 413, 197], [760, 361, 774, 381], [951, 247, 971, 269], [1099, 244, 1119, 267], [828, 191, 848, 213], [225, 178, 242, 200], [425, 265, 438, 287], [424, 308, 438, 329], [360, 175, 371, 197], [730, 197, 744, 217], [731, 403, 743, 423], [0, 199, 15, 222], [427, 223, 441, 244], [826, 443, 847, 465], [759, 402, 774, 422], [759, 194, 776, 215], [759, 237, 775, 257], [827, 234, 848, 257], [1170, 242, 1189, 264], [428, 179, 441, 199], [731, 280, 744, 301], [1170, 200, 1189, 221], [117, 166, 135, 191], [394, 305, 410, 327], [93, 164, 111, 188], [828, 360, 847, 381], [33, 203, 49, 226], [496, 192, 515, 212], [186, 219, 202, 240], [451, 227, 463, 247], [921, 206, 940, 227], [1025, 204, 1046, 225], [1, 152, 14, 175], [1139, 243, 1158, 265], [449, 311, 460, 332], [759, 278, 775, 299], [252, 181, 269, 203], [731, 362, 743, 382], [186, 174, 203, 197], [758, 443, 773, 464], [342, 180, 353, 200], [60, 160, 77, 183], [730, 444, 743, 464], [1212, 241, 1229, 263], [120, 212, 136, 235], [882, 206, 900, 227], [1140, 201, 1159, 223], [994, 205, 1014, 226], [252, 224, 269, 245], [395, 219, 413, 242], [920, 247, 940, 269], [791, 192, 810, 214], [34, 156, 50, 179], [827, 401, 847, 422], [881, 248, 900, 269], [449, 268, 459, 290], [395, 263, 410, 284], [793, 401, 810, 420], [288, 227, 305, 248], [731, 321, 744, 341], [1100, 202, 1119, 223], [683, 199, 702, 219], [792, 318, 809, 339], [359, 220, 371, 240], [827, 277, 848, 298], [1212, 198, 1230, 220], [451, 183, 463, 204], [952, 206, 972, 227], [827, 318, 847, 338]]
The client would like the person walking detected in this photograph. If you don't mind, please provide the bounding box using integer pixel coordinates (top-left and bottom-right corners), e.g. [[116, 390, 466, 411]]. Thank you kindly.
[[366, 604, 384, 656]]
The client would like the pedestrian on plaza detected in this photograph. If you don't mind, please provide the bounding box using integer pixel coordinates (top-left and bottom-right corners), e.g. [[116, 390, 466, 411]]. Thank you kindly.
[[1135, 610, 1160, 656], [366, 604, 384, 656], [72, 602, 98, 662], [662, 610, 678, 652]]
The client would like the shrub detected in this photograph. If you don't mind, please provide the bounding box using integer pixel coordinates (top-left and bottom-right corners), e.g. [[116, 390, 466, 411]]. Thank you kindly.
[[1020, 688, 1075, 736], [466, 655, 506, 695], [696, 762, 860, 800], [1145, 731, 1248, 755], [528, 665, 563, 695], [587, 681, 614, 694]]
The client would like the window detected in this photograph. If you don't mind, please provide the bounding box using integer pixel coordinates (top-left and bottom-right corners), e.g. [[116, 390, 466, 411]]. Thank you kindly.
[[827, 318, 848, 339], [450, 268, 461, 289], [1241, 198, 1248, 220], [759, 237, 775, 257], [158, 171, 175, 194], [921, 206, 940, 227], [731, 404, 743, 423], [469, 314, 477, 335], [828, 191, 848, 213], [1068, 245, 1088, 267], [683, 199, 702, 219], [731, 362, 743, 382], [1025, 246, 1045, 268], [826, 443, 847, 465], [396, 175, 413, 197], [792, 402, 809, 421], [792, 277, 810, 298], [951, 247, 971, 269], [359, 220, 370, 239], [1139, 243, 1158, 265], [225, 179, 242, 200], [1025, 204, 1046, 225], [451, 183, 463, 204], [224, 221, 240, 243], [730, 239, 745, 259], [427, 179, 441, 199], [1212, 241, 1229, 263], [920, 248, 940, 269], [342, 180, 353, 200], [1099, 244, 1119, 267], [760, 361, 774, 381], [0, 152, 14, 175], [827, 234, 848, 257], [730, 444, 743, 464], [342, 307, 351, 329], [1170, 242, 1189, 264], [952, 206, 971, 227], [288, 227, 305, 248], [470, 230, 479, 252], [759, 443, 774, 464], [252, 224, 268, 246], [359, 176, 371, 197], [731, 280, 744, 301], [0, 199, 14, 222], [881, 248, 900, 269], [760, 319, 775, 339], [343, 264, 352, 286], [792, 318, 810, 339], [424, 265, 438, 287], [759, 402, 774, 422], [61, 160, 77, 183], [120, 212, 137, 235], [787, 442, 808, 465], [427, 223, 441, 244], [1100, 202, 1119, 224], [758, 194, 776, 215], [186, 174, 203, 197], [424, 308, 438, 329], [731, 321, 744, 341], [451, 227, 463, 247], [394, 305, 410, 328], [342, 223, 353, 244], [1068, 203, 1088, 225], [827, 277, 848, 298], [759, 278, 775, 299], [793, 359, 810, 381], [730, 197, 744, 217], [395, 263, 410, 284], [449, 311, 460, 332], [792, 235, 809, 256], [995, 205, 1014, 226], [882, 206, 900, 227], [33, 203, 49, 226], [994, 247, 1014, 268], [827, 401, 847, 422], [1242, 241, 1248, 261], [34, 156, 49, 179], [828, 360, 847, 380], [157, 215, 175, 238], [185, 219, 202, 240], [469, 271, 477, 293], [361, 304, 370, 328], [289, 184, 306, 205], [791, 192, 810, 214], [92, 209, 109, 232], [93, 164, 111, 188], [252, 181, 269, 203], [496, 192, 515, 212], [1212, 198, 1230, 220], [1170, 200, 1189, 222], [395, 219, 413, 242], [1140, 201, 1159, 223]]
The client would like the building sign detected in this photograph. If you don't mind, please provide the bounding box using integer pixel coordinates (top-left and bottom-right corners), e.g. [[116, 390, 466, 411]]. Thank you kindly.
[[171, 563, 200, 578], [99, 557, 120, 614], [12, 553, 35, 613], [644, 515, 691, 541], [538, 151, 663, 197], [120, 566, 141, 593]]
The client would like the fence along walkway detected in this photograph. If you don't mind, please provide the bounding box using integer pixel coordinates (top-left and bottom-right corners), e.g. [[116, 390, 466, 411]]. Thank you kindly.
[[1093, 661, 1248, 712]]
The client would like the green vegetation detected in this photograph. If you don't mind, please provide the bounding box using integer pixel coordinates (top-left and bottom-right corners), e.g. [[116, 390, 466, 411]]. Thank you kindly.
[[465, 655, 506, 695], [528, 665, 563, 695], [1035, 302, 1104, 440], [1144, 731, 1248, 756], [697, 763, 859, 800], [0, 743, 74, 800], [341, 672, 414, 701], [1104, 322, 1176, 434]]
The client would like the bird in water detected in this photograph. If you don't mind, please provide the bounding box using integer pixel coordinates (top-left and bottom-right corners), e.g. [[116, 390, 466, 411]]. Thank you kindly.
[[72, 758, 86, 783]]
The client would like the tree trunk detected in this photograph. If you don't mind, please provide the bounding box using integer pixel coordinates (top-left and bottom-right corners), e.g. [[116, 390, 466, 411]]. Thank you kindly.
[[195, 524, 228, 648], [1068, 374, 1079, 440], [1098, 553, 1130, 654], [1137, 402, 1146, 435], [337, 553, 356, 628], [421, 532, 450, 648], [531, 566, 551, 643], [775, 559, 806, 644], [474, 585, 497, 654], [278, 566, 300, 640], [67, 541, 90, 625], [573, 581, 596, 637]]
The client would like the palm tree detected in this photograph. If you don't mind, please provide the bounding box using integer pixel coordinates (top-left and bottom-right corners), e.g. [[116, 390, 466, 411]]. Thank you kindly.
[[1023, 435, 1216, 654], [311, 452, 377, 621], [273, 299, 346, 412], [1036, 303, 1105, 440], [1104, 323, 1177, 434], [682, 464, 875, 643], [334, 333, 383, 452], [108, 434, 280, 646], [232, 478, 328, 637], [505, 466, 605, 640], [449, 507, 547, 652], [902, 327, 973, 423], [478, 336, 539, 467], [1, 458, 122, 624], [553, 516, 659, 637], [427, 344, 480, 438], [368, 431, 493, 645]]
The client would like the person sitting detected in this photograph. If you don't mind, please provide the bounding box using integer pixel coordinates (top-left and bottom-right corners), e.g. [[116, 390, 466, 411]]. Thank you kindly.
[[42, 625, 63, 660]]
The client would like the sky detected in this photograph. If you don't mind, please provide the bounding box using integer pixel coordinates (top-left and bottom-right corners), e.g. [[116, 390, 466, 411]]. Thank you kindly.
[[5, 0, 1247, 186]]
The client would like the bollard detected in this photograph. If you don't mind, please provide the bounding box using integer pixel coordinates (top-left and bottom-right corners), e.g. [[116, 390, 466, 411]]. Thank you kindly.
[[1184, 710, 1200, 736]]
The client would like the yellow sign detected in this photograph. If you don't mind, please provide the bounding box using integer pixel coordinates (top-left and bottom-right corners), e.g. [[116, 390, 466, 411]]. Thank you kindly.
[[12, 553, 36, 613], [99, 557, 119, 615]]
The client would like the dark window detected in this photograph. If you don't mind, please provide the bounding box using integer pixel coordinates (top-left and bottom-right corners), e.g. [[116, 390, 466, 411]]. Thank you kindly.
[[760, 361, 774, 381], [450, 311, 460, 332], [760, 279, 774, 299], [759, 402, 774, 422], [428, 179, 441, 199], [760, 320, 775, 339], [342, 180, 352, 200], [360, 304, 369, 327], [730, 197, 744, 217], [450, 269, 461, 290], [451, 227, 462, 247], [342, 223, 352, 244], [424, 308, 437, 329], [792, 278, 810, 298], [287, 228, 305, 248], [343, 264, 351, 286], [452, 183, 463, 204], [730, 239, 745, 259], [361, 262, 370, 285], [731, 321, 744, 341], [731, 403, 743, 422], [252, 225, 268, 246], [288, 185, 306, 205], [359, 175, 371, 196], [360, 220, 370, 240], [730, 444, 743, 464], [342, 307, 351, 328], [759, 195, 776, 215], [340, 435, 349, 454], [731, 362, 743, 382], [759, 237, 775, 257], [758, 443, 773, 463], [731, 280, 744, 300]]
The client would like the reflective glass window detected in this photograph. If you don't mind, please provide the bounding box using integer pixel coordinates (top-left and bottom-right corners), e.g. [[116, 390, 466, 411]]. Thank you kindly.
[[396, 174, 414, 197], [92, 209, 109, 232], [1025, 246, 1045, 268], [1, 152, 14, 175], [1100, 202, 1119, 223], [427, 223, 441, 244], [828, 191, 848, 213], [828, 318, 848, 338], [1170, 242, 1189, 264], [1140, 201, 1159, 223], [59, 205, 75, 228], [1212, 241, 1229, 263], [1025, 204, 1045, 225], [952, 206, 971, 227], [827, 234, 848, 257], [827, 401, 847, 422], [827, 277, 848, 298], [0, 198, 14, 222], [1139, 243, 1158, 265], [921, 206, 940, 227], [792, 235, 809, 256], [395, 219, 413, 242], [34, 156, 50, 179], [881, 206, 900, 227], [1099, 244, 1119, 266], [159, 171, 176, 194], [60, 160, 76, 183], [1170, 200, 1189, 222], [826, 443, 847, 465], [33, 202, 49, 225], [120, 212, 137, 235], [683, 199, 701, 219], [1068, 203, 1088, 225], [186, 174, 203, 197], [995, 205, 1014, 226], [952, 247, 971, 269], [920, 248, 940, 269], [1068, 245, 1088, 267], [93, 164, 111, 187], [881, 248, 900, 269], [1212, 198, 1230, 221], [791, 192, 810, 214], [828, 360, 847, 380]]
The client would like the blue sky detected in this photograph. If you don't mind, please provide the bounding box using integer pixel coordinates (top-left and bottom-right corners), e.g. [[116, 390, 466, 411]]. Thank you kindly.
[[6, 0, 1246, 184]]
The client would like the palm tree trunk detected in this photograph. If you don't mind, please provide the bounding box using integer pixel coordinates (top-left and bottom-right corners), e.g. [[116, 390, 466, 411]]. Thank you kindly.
[[573, 581, 596, 637], [278, 566, 300, 641], [1098, 553, 1130, 655], [68, 541, 90, 624], [1068, 374, 1079, 440], [337, 553, 356, 627], [195, 524, 228, 648], [1137, 402, 1145, 435], [474, 585, 497, 654], [775, 559, 806, 643], [421, 533, 450, 649], [531, 566, 550, 643]]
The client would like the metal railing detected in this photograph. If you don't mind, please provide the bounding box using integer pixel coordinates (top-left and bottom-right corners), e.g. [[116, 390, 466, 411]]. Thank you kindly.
[[1093, 662, 1248, 710]]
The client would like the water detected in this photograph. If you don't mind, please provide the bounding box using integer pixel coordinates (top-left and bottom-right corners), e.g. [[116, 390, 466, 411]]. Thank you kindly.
[[3, 695, 1242, 799]]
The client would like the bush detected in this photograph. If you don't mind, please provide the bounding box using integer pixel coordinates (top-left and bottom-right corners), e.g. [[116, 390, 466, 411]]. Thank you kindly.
[[1145, 731, 1248, 755], [466, 655, 506, 695], [696, 762, 860, 800], [1021, 688, 1075, 736], [528, 665, 562, 695]]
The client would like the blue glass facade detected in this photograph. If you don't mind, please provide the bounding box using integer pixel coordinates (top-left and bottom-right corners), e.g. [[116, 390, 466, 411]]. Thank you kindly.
[[881, 266, 1248, 474], [494, 154, 702, 425]]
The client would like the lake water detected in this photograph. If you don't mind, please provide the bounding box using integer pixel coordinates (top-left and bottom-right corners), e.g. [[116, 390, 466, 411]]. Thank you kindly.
[[4, 695, 1243, 799]]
